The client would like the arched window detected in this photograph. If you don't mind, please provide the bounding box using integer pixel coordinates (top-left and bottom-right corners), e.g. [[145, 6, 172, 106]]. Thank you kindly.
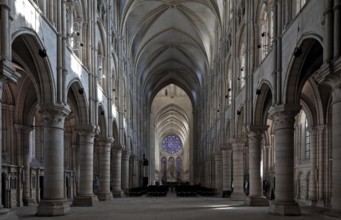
[[226, 68, 232, 105], [304, 117, 311, 159], [239, 42, 246, 89], [258, 3, 274, 62], [297, 110, 310, 160], [176, 157, 182, 180], [66, 1, 83, 58], [161, 157, 167, 181]]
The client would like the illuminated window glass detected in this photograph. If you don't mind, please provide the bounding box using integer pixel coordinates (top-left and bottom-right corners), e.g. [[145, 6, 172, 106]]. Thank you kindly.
[[162, 135, 182, 154], [176, 157, 182, 179]]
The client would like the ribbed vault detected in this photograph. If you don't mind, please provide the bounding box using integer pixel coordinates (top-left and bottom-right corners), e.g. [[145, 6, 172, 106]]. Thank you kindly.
[[122, 0, 223, 106]]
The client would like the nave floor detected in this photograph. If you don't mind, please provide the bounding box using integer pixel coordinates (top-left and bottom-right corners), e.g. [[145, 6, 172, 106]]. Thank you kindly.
[[0, 192, 339, 220]]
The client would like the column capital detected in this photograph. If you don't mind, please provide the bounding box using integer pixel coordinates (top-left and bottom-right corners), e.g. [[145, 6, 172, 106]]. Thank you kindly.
[[0, 60, 20, 83], [96, 137, 114, 146], [112, 143, 124, 151], [247, 125, 268, 133], [315, 124, 326, 132], [122, 149, 131, 159], [75, 125, 98, 136], [38, 104, 71, 127], [315, 61, 341, 100], [268, 104, 301, 130], [220, 143, 232, 151], [230, 138, 246, 152], [14, 124, 33, 133]]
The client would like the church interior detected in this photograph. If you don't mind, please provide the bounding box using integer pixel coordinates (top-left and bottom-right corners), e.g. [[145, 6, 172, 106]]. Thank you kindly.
[[0, 0, 341, 218]]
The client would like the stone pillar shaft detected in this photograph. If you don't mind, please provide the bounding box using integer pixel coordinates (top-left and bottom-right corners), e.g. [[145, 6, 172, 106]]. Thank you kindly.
[[324, 0, 334, 62], [334, 0, 341, 58], [97, 138, 113, 201], [308, 128, 318, 201], [248, 131, 262, 197], [73, 126, 98, 206], [269, 108, 300, 216], [230, 139, 246, 200], [222, 147, 232, 192], [111, 147, 123, 197], [214, 154, 223, 195], [20, 126, 35, 206], [36, 105, 70, 216], [331, 87, 341, 210], [246, 128, 268, 206], [121, 150, 130, 192]]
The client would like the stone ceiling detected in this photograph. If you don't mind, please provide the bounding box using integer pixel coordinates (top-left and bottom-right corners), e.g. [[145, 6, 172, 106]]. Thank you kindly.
[[121, 0, 223, 105]]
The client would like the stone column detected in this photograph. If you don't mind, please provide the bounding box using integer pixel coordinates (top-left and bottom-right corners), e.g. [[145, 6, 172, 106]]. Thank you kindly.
[[73, 126, 98, 206], [36, 105, 71, 216], [245, 127, 268, 206], [269, 106, 300, 216], [111, 144, 123, 197], [1, 0, 19, 210], [334, 0, 341, 58], [308, 127, 318, 203], [121, 150, 130, 193], [19, 126, 35, 206], [317, 125, 326, 200], [222, 145, 232, 196], [230, 139, 246, 200], [329, 82, 341, 211], [214, 153, 223, 196], [316, 65, 341, 212], [324, 0, 334, 62], [97, 137, 113, 201]]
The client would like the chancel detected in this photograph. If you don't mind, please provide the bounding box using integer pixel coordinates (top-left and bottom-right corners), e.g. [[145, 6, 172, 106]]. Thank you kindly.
[[0, 0, 340, 219]]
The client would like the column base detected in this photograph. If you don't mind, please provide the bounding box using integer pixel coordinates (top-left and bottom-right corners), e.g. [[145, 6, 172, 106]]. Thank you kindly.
[[269, 201, 301, 216], [23, 198, 35, 206], [97, 192, 113, 201], [0, 208, 10, 214], [324, 209, 341, 218], [36, 199, 70, 216], [72, 194, 99, 207], [112, 190, 124, 198], [245, 195, 269, 206], [230, 192, 246, 201]]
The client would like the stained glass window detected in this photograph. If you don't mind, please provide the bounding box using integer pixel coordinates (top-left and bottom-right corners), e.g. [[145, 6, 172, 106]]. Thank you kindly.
[[162, 135, 182, 154], [176, 157, 182, 179], [161, 157, 167, 181]]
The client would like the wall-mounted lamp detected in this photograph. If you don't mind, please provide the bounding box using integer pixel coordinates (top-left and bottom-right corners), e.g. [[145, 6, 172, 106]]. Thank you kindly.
[[237, 110, 241, 115], [240, 67, 244, 71], [227, 88, 231, 91], [258, 44, 269, 49], [256, 89, 261, 95], [293, 46, 302, 57], [78, 88, 84, 94], [98, 66, 102, 71], [225, 95, 229, 99], [261, 32, 273, 39], [101, 111, 104, 115], [237, 77, 246, 80], [79, 42, 84, 47], [38, 48, 47, 58]]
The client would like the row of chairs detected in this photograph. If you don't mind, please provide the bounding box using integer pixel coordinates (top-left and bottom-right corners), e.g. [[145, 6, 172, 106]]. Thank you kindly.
[[175, 186, 197, 197], [196, 187, 217, 196], [125, 187, 147, 197], [146, 185, 168, 197]]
